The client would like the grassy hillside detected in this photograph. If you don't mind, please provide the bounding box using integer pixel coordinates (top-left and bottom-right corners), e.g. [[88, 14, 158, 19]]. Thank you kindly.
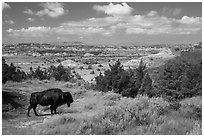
[[2, 79, 201, 135]]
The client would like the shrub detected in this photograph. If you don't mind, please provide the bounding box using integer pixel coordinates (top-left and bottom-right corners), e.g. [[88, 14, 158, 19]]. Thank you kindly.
[[84, 103, 96, 110], [79, 66, 84, 70], [154, 118, 196, 135], [103, 92, 121, 101], [98, 64, 103, 67], [187, 121, 202, 135], [87, 65, 93, 70], [33, 66, 49, 80], [155, 50, 202, 101], [2, 58, 27, 84], [104, 101, 116, 106], [179, 96, 202, 120], [47, 64, 73, 81], [76, 95, 170, 135], [90, 70, 95, 74], [27, 116, 77, 134]]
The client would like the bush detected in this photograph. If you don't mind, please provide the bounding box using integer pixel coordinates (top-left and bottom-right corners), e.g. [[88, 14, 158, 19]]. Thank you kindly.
[[87, 65, 93, 70], [33, 66, 49, 80], [47, 64, 73, 81], [155, 50, 202, 101], [98, 64, 103, 67], [79, 66, 84, 70], [2, 58, 27, 84], [26, 116, 77, 134], [187, 121, 202, 135], [76, 95, 170, 135], [179, 96, 202, 120], [103, 92, 121, 101], [90, 70, 95, 74]]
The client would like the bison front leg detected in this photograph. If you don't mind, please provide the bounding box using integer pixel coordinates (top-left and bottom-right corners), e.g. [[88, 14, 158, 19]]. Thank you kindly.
[[54, 107, 57, 114], [27, 105, 32, 117], [50, 105, 54, 115], [50, 105, 58, 115], [33, 104, 39, 116]]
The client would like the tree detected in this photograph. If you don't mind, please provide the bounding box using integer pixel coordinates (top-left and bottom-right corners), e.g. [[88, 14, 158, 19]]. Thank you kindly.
[[2, 58, 9, 84], [95, 59, 125, 92], [138, 73, 153, 96], [155, 50, 202, 101], [2, 58, 26, 83], [95, 59, 153, 98]]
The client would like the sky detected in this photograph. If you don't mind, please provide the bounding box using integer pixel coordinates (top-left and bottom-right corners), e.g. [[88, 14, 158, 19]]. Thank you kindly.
[[2, 2, 202, 45]]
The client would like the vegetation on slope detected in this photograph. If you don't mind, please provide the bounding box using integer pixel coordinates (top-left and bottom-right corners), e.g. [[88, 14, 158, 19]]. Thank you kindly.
[[2, 49, 202, 135]]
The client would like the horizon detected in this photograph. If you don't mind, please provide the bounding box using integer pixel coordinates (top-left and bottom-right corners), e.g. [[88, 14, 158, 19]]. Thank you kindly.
[[2, 40, 201, 46], [2, 2, 202, 45]]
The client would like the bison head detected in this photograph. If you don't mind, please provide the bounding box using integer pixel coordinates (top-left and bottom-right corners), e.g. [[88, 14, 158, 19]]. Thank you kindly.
[[63, 92, 73, 107]]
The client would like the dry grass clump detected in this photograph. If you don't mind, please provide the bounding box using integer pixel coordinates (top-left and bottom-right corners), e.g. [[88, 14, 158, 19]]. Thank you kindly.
[[76, 95, 170, 135], [180, 96, 202, 108], [179, 96, 202, 119], [25, 116, 78, 134], [84, 103, 96, 110], [72, 89, 87, 99], [75, 95, 201, 135], [187, 121, 202, 135], [104, 101, 116, 107], [103, 92, 121, 101]]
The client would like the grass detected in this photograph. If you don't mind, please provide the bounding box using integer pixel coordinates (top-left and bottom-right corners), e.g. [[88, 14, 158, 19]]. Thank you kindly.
[[2, 80, 202, 135], [75, 95, 202, 135]]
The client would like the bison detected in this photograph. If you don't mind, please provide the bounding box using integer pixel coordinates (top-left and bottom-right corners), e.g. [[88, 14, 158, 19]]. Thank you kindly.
[[27, 88, 73, 117]]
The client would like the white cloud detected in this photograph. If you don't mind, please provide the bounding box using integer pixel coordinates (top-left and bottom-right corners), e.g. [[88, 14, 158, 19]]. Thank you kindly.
[[2, 2, 10, 10], [93, 3, 133, 16], [7, 26, 52, 37], [126, 28, 146, 34], [36, 2, 67, 18], [27, 17, 35, 22], [7, 28, 13, 33], [23, 9, 34, 15], [146, 11, 158, 17], [7, 3, 202, 38], [179, 16, 202, 25], [5, 20, 14, 25], [23, 3, 67, 18], [124, 14, 201, 35], [61, 16, 121, 27]]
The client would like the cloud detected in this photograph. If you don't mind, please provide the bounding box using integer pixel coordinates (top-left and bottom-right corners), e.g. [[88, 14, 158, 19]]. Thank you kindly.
[[7, 14, 202, 38], [162, 7, 182, 17], [7, 3, 202, 38], [23, 9, 34, 15], [7, 26, 52, 37], [7, 25, 113, 38], [2, 2, 10, 10], [93, 3, 133, 16], [23, 3, 67, 18], [36, 2, 67, 18], [124, 13, 201, 35], [27, 17, 35, 22], [4, 20, 14, 25], [179, 16, 202, 25], [61, 16, 122, 27]]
